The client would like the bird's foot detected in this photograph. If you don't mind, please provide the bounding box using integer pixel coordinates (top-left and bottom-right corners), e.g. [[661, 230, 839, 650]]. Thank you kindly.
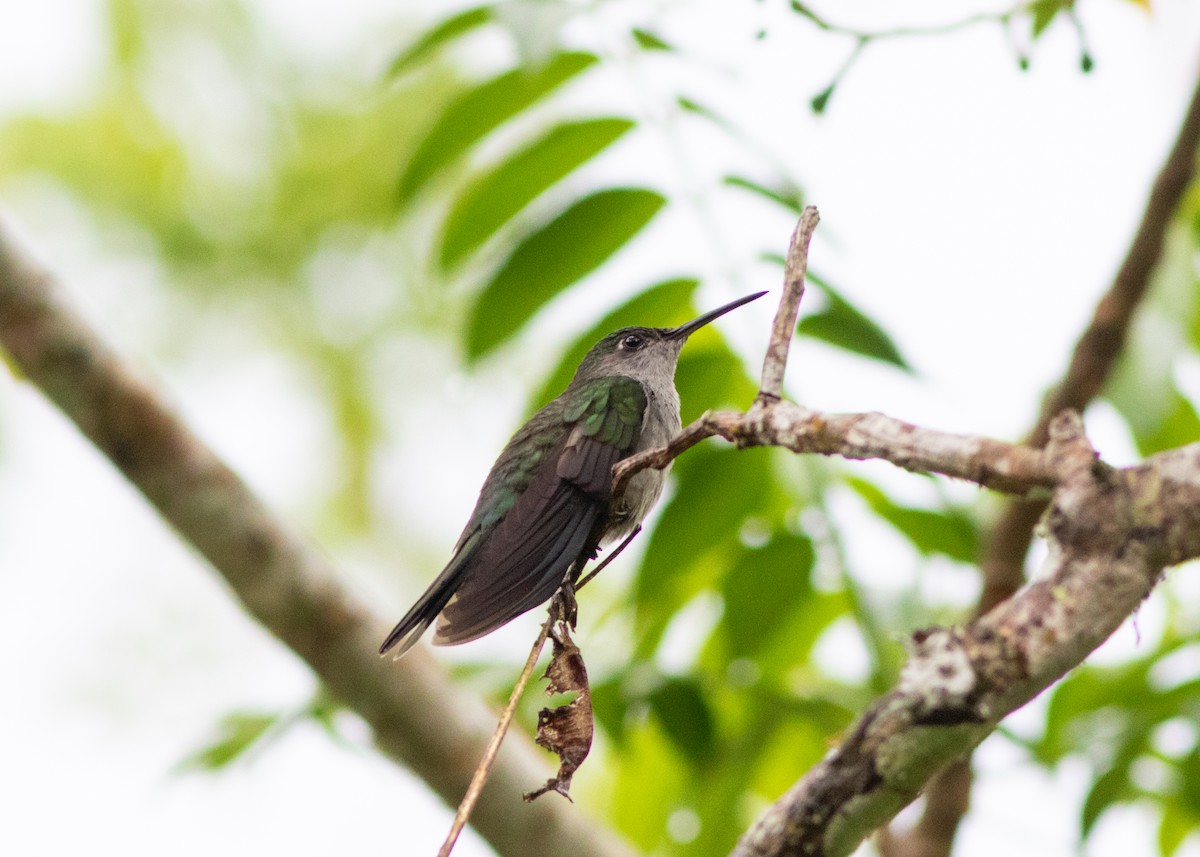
[[551, 580, 578, 630]]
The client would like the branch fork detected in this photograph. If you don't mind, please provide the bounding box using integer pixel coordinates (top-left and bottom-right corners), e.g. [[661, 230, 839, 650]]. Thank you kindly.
[[607, 209, 1198, 857]]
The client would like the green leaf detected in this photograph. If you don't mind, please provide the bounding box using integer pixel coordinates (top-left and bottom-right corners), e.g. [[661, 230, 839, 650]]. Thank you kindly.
[[722, 533, 815, 657], [1130, 388, 1200, 457], [439, 117, 635, 269], [1159, 801, 1200, 857], [648, 677, 716, 765], [846, 477, 977, 562], [676, 95, 737, 135], [531, 277, 699, 408], [674, 346, 759, 423], [1082, 763, 1135, 837], [636, 444, 775, 647], [797, 275, 911, 371], [396, 51, 598, 204], [1029, 0, 1069, 37], [589, 675, 629, 745], [177, 712, 278, 772], [723, 175, 804, 214], [631, 28, 673, 51], [1179, 746, 1200, 816], [387, 6, 494, 77], [810, 83, 835, 115], [466, 187, 666, 359]]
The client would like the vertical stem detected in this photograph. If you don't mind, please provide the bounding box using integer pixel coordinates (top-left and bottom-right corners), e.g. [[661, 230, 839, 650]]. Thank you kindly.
[[759, 206, 821, 400]]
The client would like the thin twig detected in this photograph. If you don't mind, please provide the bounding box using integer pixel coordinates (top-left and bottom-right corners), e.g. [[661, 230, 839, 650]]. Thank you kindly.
[[438, 524, 640, 856], [759, 205, 820, 400], [791, 3, 1019, 41], [612, 412, 723, 500], [438, 602, 560, 857]]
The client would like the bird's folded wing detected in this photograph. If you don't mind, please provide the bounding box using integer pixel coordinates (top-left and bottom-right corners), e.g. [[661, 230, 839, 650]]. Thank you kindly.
[[432, 432, 622, 645]]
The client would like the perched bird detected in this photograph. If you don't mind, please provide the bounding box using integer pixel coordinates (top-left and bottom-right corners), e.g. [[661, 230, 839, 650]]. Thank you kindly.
[[380, 291, 767, 657]]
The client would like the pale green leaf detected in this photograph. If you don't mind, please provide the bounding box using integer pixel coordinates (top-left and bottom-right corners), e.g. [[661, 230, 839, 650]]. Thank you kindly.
[[466, 188, 665, 359], [396, 51, 597, 203], [439, 117, 634, 268]]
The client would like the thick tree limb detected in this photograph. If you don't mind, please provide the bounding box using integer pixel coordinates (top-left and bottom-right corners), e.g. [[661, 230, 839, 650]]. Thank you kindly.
[[727, 412, 1200, 856], [0, 219, 636, 857], [879, 63, 1200, 857], [612, 384, 1200, 857]]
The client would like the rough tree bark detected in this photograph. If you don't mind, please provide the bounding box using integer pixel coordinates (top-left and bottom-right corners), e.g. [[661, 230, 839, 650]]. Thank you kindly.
[[876, 61, 1200, 857]]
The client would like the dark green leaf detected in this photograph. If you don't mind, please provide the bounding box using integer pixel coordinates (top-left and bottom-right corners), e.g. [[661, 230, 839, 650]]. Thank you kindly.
[[648, 677, 716, 765], [722, 533, 815, 657], [387, 6, 494, 77], [632, 28, 673, 51], [1082, 763, 1135, 837], [439, 117, 634, 269], [531, 278, 699, 408], [810, 83, 835, 114], [846, 477, 977, 562], [466, 188, 666, 359], [723, 175, 804, 214], [396, 52, 598, 203], [797, 275, 911, 371], [177, 712, 278, 772]]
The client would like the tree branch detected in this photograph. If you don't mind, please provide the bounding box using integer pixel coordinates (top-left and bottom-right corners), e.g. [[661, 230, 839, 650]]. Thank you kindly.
[[730, 412, 1200, 857], [615, 402, 1056, 500], [609, 204, 1200, 856], [876, 65, 1200, 857], [0, 218, 636, 857], [760, 206, 820, 400]]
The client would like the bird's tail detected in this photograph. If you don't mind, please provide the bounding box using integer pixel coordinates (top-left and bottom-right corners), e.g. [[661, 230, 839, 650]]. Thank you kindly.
[[378, 549, 472, 658]]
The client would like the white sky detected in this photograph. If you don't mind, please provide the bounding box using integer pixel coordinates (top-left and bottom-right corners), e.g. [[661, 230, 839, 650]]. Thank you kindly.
[[2, 2, 1200, 856]]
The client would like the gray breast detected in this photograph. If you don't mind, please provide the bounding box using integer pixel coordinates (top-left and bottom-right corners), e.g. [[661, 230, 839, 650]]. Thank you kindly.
[[604, 383, 681, 544]]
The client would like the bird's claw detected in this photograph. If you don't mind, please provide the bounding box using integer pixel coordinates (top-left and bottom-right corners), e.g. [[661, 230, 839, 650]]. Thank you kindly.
[[551, 580, 578, 630]]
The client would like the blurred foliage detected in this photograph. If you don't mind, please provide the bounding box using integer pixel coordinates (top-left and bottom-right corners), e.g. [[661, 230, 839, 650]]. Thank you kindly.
[[1, 1, 1199, 856], [176, 691, 345, 773]]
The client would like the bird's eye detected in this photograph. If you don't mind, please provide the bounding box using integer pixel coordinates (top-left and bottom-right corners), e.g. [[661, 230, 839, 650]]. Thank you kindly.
[[620, 334, 644, 351]]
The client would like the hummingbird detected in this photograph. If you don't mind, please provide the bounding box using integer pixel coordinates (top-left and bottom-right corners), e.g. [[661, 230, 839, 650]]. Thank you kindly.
[[380, 291, 767, 658]]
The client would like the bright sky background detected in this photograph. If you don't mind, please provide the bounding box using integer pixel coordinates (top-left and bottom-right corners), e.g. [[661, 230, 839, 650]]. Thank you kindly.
[[2, 1, 1200, 856]]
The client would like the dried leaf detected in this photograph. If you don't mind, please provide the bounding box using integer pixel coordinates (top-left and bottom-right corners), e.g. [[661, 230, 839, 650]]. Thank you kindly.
[[523, 623, 593, 801]]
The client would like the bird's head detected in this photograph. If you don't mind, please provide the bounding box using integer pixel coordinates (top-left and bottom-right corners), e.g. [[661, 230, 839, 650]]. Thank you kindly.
[[570, 291, 767, 386]]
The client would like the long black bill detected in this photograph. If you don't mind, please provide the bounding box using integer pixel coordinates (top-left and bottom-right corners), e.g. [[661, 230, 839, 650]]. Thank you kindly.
[[665, 290, 769, 341]]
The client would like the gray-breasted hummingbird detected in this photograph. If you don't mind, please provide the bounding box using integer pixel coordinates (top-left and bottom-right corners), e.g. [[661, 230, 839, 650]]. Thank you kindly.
[[380, 291, 767, 657]]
